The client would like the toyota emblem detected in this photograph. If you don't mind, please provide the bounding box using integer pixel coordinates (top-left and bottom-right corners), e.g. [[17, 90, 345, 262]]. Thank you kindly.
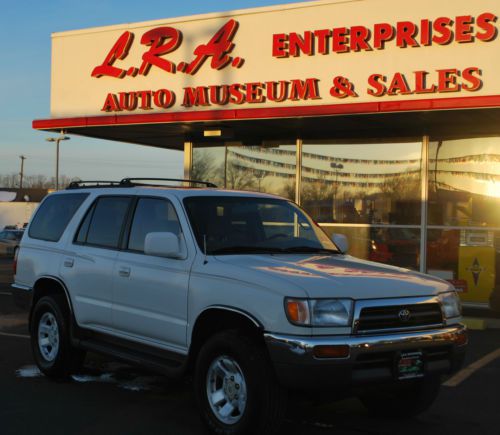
[[398, 308, 411, 322]]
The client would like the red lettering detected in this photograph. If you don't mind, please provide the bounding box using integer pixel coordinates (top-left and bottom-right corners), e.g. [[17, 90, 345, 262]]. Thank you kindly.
[[432, 17, 453, 45], [119, 92, 138, 110], [373, 23, 394, 49], [289, 32, 313, 56], [332, 27, 349, 53], [289, 78, 321, 100], [414, 71, 436, 94], [266, 81, 289, 102], [92, 31, 134, 78], [387, 73, 412, 95], [139, 27, 181, 75], [210, 85, 230, 105], [229, 84, 245, 104], [246, 83, 265, 104], [396, 21, 419, 47], [455, 15, 474, 43], [272, 33, 289, 57], [476, 12, 497, 41], [437, 69, 460, 92], [186, 19, 239, 75], [350, 26, 371, 51], [182, 87, 209, 107], [136, 91, 153, 110], [153, 89, 175, 108], [101, 93, 121, 111], [420, 19, 431, 46], [314, 29, 331, 54], [367, 74, 386, 96], [462, 67, 482, 91]]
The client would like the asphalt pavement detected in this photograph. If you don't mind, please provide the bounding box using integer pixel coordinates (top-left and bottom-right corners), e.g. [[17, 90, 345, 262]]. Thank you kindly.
[[1, 257, 499, 435]]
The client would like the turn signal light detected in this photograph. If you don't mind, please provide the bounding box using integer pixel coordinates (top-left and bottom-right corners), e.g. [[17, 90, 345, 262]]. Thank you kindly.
[[454, 330, 468, 346], [313, 345, 350, 359], [285, 299, 309, 324]]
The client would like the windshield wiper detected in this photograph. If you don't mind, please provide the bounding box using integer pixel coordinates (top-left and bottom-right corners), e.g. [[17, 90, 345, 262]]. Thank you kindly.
[[211, 246, 285, 255]]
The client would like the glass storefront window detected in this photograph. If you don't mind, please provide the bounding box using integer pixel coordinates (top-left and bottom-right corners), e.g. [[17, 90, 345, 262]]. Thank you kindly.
[[428, 137, 500, 227], [322, 226, 421, 271], [427, 229, 499, 304], [192, 143, 296, 199], [301, 140, 422, 225]]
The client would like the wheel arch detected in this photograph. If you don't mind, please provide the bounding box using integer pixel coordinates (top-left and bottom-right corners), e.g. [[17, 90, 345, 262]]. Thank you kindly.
[[188, 306, 264, 371], [31, 276, 74, 323]]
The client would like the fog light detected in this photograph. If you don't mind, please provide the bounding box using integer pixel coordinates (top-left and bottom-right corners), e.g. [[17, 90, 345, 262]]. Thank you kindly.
[[313, 345, 350, 359]]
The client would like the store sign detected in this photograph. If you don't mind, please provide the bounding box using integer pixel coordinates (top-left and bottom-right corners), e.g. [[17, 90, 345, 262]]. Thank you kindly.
[[48, 0, 500, 117]]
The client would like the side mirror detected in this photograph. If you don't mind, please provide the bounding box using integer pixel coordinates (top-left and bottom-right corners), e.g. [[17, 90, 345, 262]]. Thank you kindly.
[[332, 233, 349, 254], [144, 232, 182, 259]]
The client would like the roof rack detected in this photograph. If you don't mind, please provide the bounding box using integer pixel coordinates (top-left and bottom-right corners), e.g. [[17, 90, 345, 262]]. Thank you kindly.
[[66, 178, 217, 190], [67, 180, 123, 189], [120, 178, 217, 188]]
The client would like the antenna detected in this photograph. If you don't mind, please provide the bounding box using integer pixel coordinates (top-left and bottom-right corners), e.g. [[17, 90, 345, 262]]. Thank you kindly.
[[203, 235, 208, 264]]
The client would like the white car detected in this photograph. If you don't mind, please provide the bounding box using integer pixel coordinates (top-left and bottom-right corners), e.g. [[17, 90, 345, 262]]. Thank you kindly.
[[13, 178, 467, 435]]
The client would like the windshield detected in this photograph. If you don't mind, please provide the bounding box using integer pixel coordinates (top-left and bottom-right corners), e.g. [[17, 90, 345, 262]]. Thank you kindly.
[[183, 196, 340, 255]]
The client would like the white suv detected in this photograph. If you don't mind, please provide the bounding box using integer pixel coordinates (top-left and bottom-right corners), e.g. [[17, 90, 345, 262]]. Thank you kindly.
[[13, 178, 467, 434]]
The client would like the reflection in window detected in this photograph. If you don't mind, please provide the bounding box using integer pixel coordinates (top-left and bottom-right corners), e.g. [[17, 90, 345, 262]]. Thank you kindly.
[[192, 143, 296, 199], [301, 141, 422, 224], [429, 137, 500, 227], [322, 226, 421, 271]]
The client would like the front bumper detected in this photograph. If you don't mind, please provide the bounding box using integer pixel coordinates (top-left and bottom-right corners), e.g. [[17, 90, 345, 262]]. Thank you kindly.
[[264, 325, 467, 390]]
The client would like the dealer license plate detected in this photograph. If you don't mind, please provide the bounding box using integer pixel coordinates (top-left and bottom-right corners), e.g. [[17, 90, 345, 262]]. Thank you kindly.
[[397, 351, 424, 380]]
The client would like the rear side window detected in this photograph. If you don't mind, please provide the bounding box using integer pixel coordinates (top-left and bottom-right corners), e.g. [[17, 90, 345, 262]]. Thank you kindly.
[[81, 196, 131, 249], [128, 198, 181, 252], [29, 193, 89, 242]]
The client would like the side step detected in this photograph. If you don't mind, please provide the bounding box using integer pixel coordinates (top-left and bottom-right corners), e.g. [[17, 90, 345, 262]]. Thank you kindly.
[[78, 337, 187, 378]]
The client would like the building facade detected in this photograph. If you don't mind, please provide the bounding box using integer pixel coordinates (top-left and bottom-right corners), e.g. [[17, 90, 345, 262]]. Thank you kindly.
[[33, 0, 500, 307]]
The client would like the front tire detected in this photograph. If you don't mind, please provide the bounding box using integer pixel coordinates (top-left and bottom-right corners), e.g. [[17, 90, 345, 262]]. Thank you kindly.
[[30, 295, 85, 379], [360, 376, 441, 418], [194, 331, 287, 435]]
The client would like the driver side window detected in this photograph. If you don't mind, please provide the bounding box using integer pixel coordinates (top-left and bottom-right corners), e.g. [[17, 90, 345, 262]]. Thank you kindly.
[[128, 198, 182, 252]]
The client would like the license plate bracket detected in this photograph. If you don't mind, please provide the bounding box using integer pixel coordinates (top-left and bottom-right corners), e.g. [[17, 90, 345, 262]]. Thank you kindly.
[[397, 351, 424, 380]]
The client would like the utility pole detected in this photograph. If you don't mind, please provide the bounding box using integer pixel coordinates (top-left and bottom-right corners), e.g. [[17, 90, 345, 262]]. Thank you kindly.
[[19, 155, 26, 189]]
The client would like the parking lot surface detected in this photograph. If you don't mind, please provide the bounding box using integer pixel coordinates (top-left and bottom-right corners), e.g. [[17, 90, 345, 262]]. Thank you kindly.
[[1, 258, 499, 435]]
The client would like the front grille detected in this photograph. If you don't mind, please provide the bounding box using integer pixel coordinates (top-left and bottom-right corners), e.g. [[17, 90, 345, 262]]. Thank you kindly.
[[356, 303, 443, 333]]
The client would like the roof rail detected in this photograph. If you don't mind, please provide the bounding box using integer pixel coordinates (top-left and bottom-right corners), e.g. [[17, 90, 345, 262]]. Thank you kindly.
[[120, 178, 218, 188], [66, 178, 217, 190], [66, 180, 122, 189]]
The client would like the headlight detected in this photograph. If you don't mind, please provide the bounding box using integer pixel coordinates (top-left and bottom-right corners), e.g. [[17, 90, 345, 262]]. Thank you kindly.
[[439, 291, 462, 319], [285, 298, 353, 326]]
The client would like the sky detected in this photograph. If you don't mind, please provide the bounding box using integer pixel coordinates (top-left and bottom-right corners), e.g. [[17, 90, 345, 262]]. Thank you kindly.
[[0, 0, 294, 183]]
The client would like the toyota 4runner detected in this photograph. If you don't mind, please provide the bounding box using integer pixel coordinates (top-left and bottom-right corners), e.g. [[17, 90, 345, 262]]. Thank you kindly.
[[13, 178, 467, 434]]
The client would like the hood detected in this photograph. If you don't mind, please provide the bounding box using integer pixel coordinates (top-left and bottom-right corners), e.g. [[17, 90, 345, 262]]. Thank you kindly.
[[215, 254, 451, 299]]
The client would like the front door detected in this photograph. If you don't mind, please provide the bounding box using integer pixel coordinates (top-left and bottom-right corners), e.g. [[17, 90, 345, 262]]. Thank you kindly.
[[112, 197, 191, 352]]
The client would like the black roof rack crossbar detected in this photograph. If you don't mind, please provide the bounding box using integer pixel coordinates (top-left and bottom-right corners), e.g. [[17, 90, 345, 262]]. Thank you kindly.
[[120, 178, 218, 188], [66, 180, 123, 189]]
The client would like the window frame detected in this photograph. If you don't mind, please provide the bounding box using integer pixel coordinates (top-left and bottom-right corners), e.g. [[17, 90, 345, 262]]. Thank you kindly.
[[73, 195, 134, 251]]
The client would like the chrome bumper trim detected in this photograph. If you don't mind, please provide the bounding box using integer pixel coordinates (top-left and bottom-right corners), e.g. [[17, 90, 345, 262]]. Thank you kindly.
[[11, 283, 32, 291], [264, 324, 467, 363]]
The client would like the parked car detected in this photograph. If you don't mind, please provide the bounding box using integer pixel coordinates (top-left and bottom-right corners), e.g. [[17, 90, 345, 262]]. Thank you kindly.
[[0, 229, 24, 257], [12, 179, 467, 435]]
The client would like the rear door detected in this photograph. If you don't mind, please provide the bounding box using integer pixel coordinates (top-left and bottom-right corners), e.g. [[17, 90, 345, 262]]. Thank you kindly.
[[112, 196, 192, 351], [61, 195, 133, 331]]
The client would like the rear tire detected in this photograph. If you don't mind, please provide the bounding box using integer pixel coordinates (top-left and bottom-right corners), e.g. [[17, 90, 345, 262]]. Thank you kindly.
[[360, 376, 441, 418], [194, 330, 287, 435], [30, 295, 86, 379]]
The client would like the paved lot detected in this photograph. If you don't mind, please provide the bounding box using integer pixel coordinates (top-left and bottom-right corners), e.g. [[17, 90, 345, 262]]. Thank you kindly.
[[1, 258, 499, 435]]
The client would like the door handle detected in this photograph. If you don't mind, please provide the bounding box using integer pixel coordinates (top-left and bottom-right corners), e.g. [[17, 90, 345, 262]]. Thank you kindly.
[[63, 258, 74, 268], [118, 266, 131, 277]]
